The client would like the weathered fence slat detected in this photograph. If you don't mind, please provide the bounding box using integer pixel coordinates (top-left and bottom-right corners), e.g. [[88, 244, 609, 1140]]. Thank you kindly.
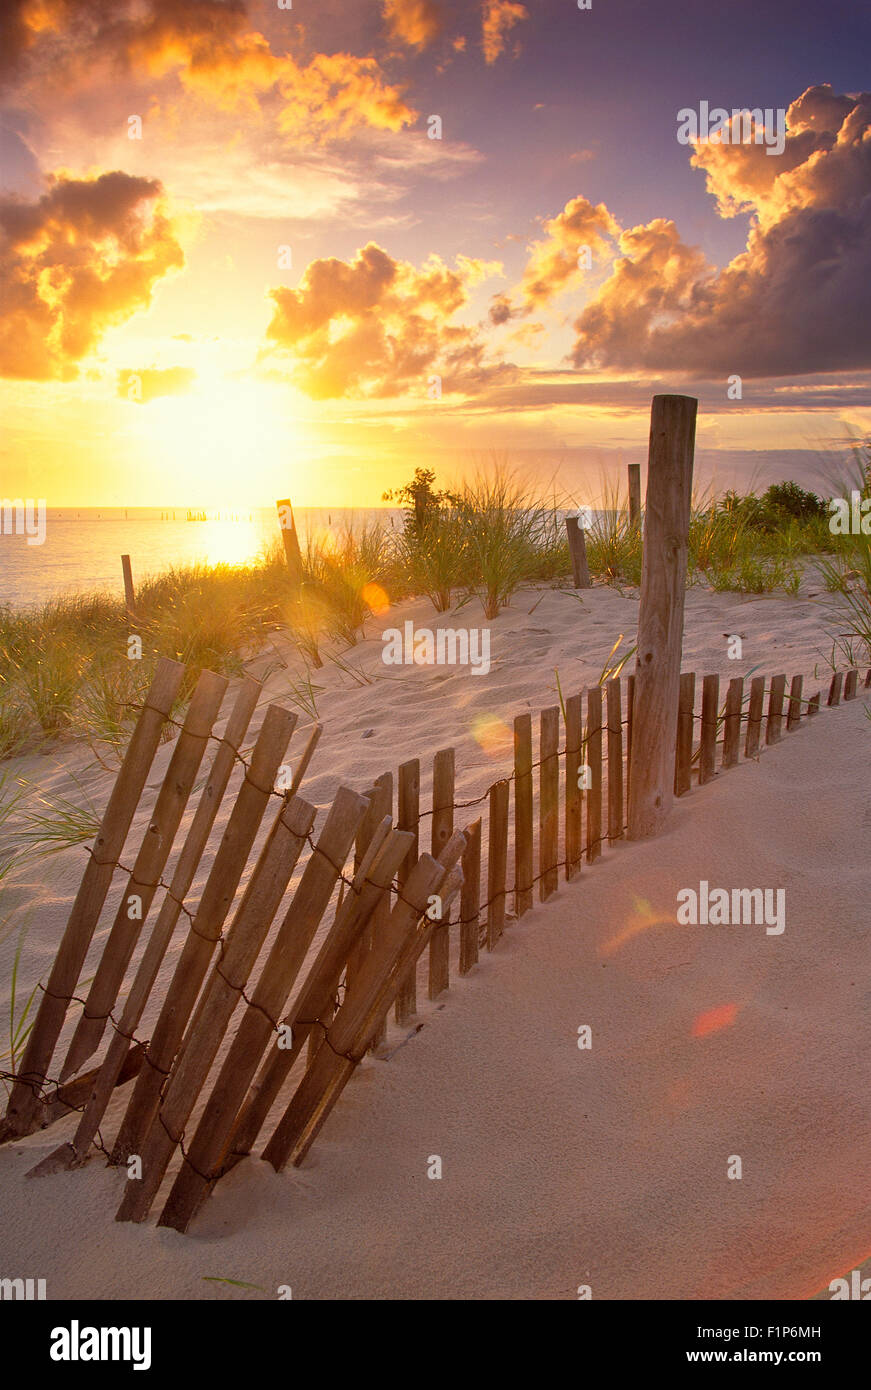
[[828, 671, 843, 706], [564, 692, 583, 879], [606, 678, 623, 842], [539, 707, 560, 900], [844, 669, 858, 701], [60, 668, 230, 1081], [807, 691, 821, 716], [625, 673, 635, 811], [459, 818, 482, 975], [786, 674, 804, 730], [394, 758, 420, 1023], [766, 674, 787, 744], [428, 749, 455, 999], [674, 672, 695, 795], [585, 687, 603, 863], [487, 780, 509, 947], [0, 657, 186, 1144], [745, 676, 766, 758], [699, 674, 719, 784], [514, 714, 534, 914], [110, 703, 297, 1165], [722, 677, 743, 769]]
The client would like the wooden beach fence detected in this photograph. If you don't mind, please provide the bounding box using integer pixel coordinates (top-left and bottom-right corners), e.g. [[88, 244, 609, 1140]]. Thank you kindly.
[[3, 643, 865, 1225]]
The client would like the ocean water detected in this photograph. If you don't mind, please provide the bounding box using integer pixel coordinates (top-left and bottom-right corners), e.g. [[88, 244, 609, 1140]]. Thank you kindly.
[[0, 507, 399, 609]]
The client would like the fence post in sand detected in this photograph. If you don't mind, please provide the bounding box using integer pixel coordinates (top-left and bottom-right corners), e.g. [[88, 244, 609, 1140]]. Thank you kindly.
[[699, 674, 719, 784], [766, 674, 787, 744], [628, 463, 641, 527], [394, 759, 420, 1022], [674, 672, 695, 794], [606, 678, 623, 843], [585, 686, 603, 863], [627, 395, 697, 839], [459, 818, 482, 975], [539, 707, 560, 900], [514, 714, 534, 915], [807, 691, 821, 716], [722, 677, 743, 767], [564, 693, 583, 879], [827, 671, 843, 706], [745, 676, 766, 758], [786, 674, 804, 729], [121, 554, 137, 623], [428, 748, 454, 998], [487, 780, 509, 948], [565, 514, 592, 588], [276, 498, 303, 586], [843, 669, 858, 701]]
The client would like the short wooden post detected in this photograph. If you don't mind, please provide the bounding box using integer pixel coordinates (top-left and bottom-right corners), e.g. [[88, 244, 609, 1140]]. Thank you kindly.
[[786, 674, 803, 729], [744, 676, 765, 758], [585, 686, 603, 863], [625, 673, 635, 813], [699, 674, 719, 784], [605, 678, 623, 842], [564, 692, 583, 878], [459, 819, 482, 975], [276, 498, 303, 586], [828, 671, 843, 706], [626, 395, 697, 839], [766, 674, 787, 744], [722, 677, 743, 767], [628, 464, 641, 527], [807, 691, 821, 716], [487, 780, 509, 948], [565, 514, 592, 588], [394, 759, 420, 1022], [514, 714, 533, 915], [539, 707, 560, 900], [844, 669, 858, 701], [865, 668, 871, 689], [428, 749, 455, 998], [121, 554, 136, 622], [674, 672, 695, 795]]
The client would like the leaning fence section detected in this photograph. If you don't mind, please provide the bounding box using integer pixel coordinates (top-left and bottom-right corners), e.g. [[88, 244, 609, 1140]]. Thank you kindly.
[[1, 656, 865, 1233]]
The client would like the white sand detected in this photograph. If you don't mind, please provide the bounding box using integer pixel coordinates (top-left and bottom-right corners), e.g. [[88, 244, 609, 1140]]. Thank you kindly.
[[1, 574, 868, 1299]]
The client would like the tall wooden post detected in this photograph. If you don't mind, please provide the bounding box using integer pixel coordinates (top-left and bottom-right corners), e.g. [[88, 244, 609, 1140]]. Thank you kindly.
[[565, 513, 591, 588], [276, 498, 303, 586], [628, 464, 641, 527], [121, 554, 136, 623], [627, 395, 697, 840]]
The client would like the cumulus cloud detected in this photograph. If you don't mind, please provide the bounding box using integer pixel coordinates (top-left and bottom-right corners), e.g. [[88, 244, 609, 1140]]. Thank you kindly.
[[3, 0, 417, 144], [262, 241, 509, 399], [481, 1, 528, 65], [117, 366, 196, 402], [489, 195, 620, 323], [0, 170, 184, 380], [571, 86, 871, 377], [383, 0, 443, 49]]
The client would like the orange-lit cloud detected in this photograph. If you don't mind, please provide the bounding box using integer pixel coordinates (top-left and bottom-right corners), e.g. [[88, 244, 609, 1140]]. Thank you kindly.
[[505, 195, 620, 317], [117, 366, 196, 402], [0, 170, 184, 380], [263, 241, 510, 399], [572, 86, 871, 376], [383, 0, 443, 49], [481, 0, 528, 65], [5, 1, 417, 145]]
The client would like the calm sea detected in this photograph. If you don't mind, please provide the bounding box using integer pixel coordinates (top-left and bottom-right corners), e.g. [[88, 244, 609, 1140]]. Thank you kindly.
[[0, 507, 400, 610]]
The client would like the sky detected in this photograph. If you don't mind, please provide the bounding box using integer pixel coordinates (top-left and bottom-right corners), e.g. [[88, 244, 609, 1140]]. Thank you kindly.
[[0, 0, 869, 508]]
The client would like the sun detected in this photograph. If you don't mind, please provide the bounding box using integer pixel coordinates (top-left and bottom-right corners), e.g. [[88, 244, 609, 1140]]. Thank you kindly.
[[129, 373, 307, 510]]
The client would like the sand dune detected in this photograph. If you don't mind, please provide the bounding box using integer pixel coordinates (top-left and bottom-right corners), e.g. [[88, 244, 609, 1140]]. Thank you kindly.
[[0, 576, 867, 1300]]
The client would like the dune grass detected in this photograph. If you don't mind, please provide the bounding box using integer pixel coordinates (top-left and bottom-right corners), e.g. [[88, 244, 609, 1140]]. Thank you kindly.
[[0, 467, 864, 768]]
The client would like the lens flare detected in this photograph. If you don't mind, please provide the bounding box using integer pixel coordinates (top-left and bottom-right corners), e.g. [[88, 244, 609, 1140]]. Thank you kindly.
[[362, 582, 390, 617], [471, 712, 513, 759], [692, 1002, 739, 1038]]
